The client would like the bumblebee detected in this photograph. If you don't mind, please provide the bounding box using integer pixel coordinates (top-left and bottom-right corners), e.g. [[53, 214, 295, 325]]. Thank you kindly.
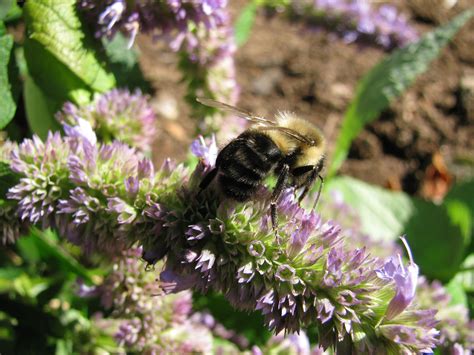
[[197, 98, 325, 232]]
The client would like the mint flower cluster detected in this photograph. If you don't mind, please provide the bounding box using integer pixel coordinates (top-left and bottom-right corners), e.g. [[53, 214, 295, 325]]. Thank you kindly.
[[1, 122, 441, 352], [79, 248, 215, 353], [287, 0, 418, 50], [56, 89, 157, 153], [416, 277, 474, 353], [322, 190, 474, 352], [78, 0, 240, 134], [78, 0, 228, 50]]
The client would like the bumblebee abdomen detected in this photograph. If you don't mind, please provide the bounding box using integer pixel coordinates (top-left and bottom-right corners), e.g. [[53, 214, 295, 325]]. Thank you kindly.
[[216, 131, 283, 201]]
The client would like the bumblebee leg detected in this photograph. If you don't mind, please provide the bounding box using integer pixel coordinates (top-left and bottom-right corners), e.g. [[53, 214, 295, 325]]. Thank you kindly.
[[199, 167, 218, 192], [271, 164, 290, 243], [297, 166, 318, 204], [311, 175, 324, 210]]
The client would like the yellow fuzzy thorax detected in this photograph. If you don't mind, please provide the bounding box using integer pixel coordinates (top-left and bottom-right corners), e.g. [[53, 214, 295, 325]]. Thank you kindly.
[[255, 112, 325, 167]]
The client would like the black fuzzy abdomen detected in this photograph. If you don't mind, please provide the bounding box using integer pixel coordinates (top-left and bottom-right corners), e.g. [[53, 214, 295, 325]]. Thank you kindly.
[[216, 131, 283, 201]]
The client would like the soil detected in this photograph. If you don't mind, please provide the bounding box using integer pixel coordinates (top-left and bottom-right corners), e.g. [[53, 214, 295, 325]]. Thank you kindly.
[[138, 0, 474, 199]]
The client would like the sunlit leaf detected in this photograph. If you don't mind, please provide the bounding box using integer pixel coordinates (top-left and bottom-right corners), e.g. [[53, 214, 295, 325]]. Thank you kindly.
[[325, 176, 413, 241], [445, 278, 468, 307], [0, 32, 16, 129], [454, 254, 474, 293], [23, 0, 115, 105], [326, 176, 469, 281], [0, 268, 22, 292], [235, 2, 258, 46]]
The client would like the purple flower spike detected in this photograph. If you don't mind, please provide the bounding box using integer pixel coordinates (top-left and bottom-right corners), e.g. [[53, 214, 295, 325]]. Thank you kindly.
[[289, 0, 418, 50], [377, 236, 419, 320], [57, 89, 157, 153]]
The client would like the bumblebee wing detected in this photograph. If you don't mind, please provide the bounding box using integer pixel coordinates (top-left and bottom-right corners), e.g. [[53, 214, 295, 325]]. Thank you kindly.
[[196, 98, 316, 146], [196, 97, 276, 126], [257, 126, 316, 146]]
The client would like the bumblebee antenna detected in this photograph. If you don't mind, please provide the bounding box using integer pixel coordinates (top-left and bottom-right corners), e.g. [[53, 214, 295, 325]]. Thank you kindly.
[[312, 175, 324, 210]]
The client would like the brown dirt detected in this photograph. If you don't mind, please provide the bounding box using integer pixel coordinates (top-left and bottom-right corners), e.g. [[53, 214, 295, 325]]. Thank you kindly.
[[138, 0, 474, 198]]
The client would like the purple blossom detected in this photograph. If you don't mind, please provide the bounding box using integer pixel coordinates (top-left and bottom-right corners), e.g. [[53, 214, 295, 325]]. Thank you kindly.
[[376, 236, 419, 320], [56, 89, 156, 152], [7, 132, 72, 226], [87, 248, 215, 353], [190, 135, 218, 167], [62, 117, 97, 145], [79, 1, 240, 136], [78, 0, 230, 62], [417, 277, 474, 352], [257, 331, 311, 355], [288, 0, 418, 50], [4, 128, 442, 352]]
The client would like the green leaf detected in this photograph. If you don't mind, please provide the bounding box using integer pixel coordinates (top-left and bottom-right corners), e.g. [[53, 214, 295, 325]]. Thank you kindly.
[[404, 199, 467, 281], [103, 34, 151, 92], [23, 76, 60, 138], [23, 0, 115, 104], [0, 268, 22, 292], [326, 176, 469, 281], [328, 9, 474, 177], [0, 32, 16, 129], [445, 199, 472, 247], [445, 278, 468, 307], [325, 176, 413, 241], [453, 254, 474, 293], [0, 0, 14, 20], [234, 2, 258, 47], [445, 180, 474, 253], [17, 228, 94, 283]]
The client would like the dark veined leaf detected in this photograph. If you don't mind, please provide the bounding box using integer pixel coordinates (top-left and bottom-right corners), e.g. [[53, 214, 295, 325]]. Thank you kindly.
[[23, 0, 115, 104], [234, 2, 258, 47], [0, 32, 16, 128], [328, 9, 474, 177]]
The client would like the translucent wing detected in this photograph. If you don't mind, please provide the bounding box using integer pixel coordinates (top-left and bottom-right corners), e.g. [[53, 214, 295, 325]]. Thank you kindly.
[[196, 97, 276, 126], [196, 98, 316, 146]]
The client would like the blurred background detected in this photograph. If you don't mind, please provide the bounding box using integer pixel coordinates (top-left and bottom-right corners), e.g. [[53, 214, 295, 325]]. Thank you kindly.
[[144, 0, 474, 198]]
